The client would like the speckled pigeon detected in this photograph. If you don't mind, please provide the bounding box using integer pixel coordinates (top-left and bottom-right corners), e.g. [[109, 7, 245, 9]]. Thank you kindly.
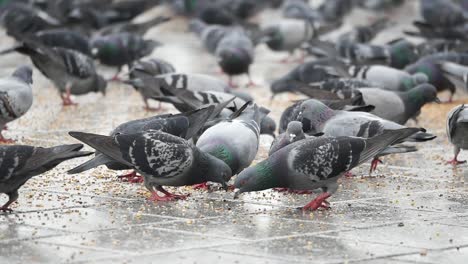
[[68, 106, 216, 182], [234, 128, 421, 211], [447, 104, 468, 165], [0, 66, 33, 143], [69, 130, 232, 201], [0, 144, 92, 212]]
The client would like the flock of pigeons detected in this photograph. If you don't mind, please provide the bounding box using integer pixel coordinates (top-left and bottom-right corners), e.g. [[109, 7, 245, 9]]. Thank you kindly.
[[0, 0, 468, 213]]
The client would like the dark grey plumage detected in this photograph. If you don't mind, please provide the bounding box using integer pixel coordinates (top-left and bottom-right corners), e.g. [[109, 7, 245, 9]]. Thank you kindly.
[[269, 121, 306, 156], [12, 40, 106, 105], [69, 130, 232, 200], [68, 106, 215, 175], [0, 144, 92, 211]]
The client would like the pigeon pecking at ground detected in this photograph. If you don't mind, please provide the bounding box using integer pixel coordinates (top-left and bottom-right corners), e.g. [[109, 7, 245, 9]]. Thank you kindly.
[[0, 144, 92, 212], [0, 66, 34, 143], [234, 128, 421, 211], [447, 104, 468, 165], [69, 130, 232, 201], [68, 106, 216, 184]]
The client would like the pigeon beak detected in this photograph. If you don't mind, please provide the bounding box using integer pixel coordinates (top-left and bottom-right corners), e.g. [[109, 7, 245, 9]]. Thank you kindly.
[[434, 97, 442, 104], [221, 181, 229, 191], [233, 190, 241, 199]]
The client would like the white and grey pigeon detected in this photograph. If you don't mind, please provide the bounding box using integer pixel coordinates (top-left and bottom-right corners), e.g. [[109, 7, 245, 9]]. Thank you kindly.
[[280, 99, 437, 172], [69, 130, 232, 201], [12, 40, 107, 106], [0, 144, 92, 212], [0, 66, 34, 143], [446, 104, 468, 165], [348, 65, 428, 92], [68, 106, 216, 183], [196, 104, 268, 180], [234, 128, 421, 211]]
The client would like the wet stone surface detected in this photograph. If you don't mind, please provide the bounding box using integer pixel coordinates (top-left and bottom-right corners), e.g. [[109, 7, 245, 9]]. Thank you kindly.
[[1, 1, 468, 264]]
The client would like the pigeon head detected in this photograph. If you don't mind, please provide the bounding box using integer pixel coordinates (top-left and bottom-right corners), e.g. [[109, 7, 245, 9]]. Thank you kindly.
[[286, 121, 304, 139], [299, 99, 335, 134], [411, 73, 429, 86], [95, 75, 107, 95], [260, 116, 277, 138], [408, 83, 441, 104], [262, 27, 283, 50], [204, 153, 232, 189], [13, 65, 33, 84], [217, 48, 252, 75], [234, 159, 280, 196]]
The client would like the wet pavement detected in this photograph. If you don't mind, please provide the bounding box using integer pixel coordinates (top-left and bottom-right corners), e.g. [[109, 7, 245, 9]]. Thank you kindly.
[[1, 2, 468, 264]]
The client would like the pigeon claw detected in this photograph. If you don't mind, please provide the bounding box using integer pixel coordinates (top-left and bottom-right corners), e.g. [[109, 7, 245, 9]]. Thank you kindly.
[[369, 158, 383, 174], [148, 186, 189, 202], [344, 171, 354, 178], [446, 159, 467, 166], [192, 182, 210, 190], [0, 136, 14, 144], [0, 207, 13, 213], [117, 171, 144, 183], [301, 192, 331, 211]]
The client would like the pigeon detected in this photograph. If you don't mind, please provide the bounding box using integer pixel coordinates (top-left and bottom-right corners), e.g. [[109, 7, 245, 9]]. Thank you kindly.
[[0, 29, 92, 57], [279, 99, 436, 171], [405, 52, 468, 101], [261, 19, 316, 62], [128, 58, 176, 80], [125, 73, 231, 111], [270, 59, 342, 96], [0, 143, 92, 212], [68, 106, 216, 181], [337, 18, 389, 45], [299, 84, 440, 125], [196, 104, 267, 177], [69, 130, 232, 201], [269, 121, 306, 155], [281, 0, 319, 22], [234, 128, 421, 211], [420, 0, 468, 27], [0, 3, 61, 38], [96, 15, 171, 36], [11, 40, 107, 106], [349, 65, 429, 91], [260, 116, 277, 138], [189, 19, 255, 86], [91, 33, 162, 80], [447, 104, 468, 165], [215, 28, 255, 87], [0, 66, 34, 143], [437, 61, 468, 93]]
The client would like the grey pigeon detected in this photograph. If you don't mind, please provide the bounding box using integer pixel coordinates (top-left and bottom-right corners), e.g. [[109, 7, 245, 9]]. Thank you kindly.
[[301, 84, 440, 125], [420, 0, 468, 27], [0, 66, 33, 143], [189, 19, 255, 86], [261, 19, 316, 62], [349, 65, 428, 91], [234, 128, 420, 211], [338, 18, 388, 45], [280, 99, 436, 171], [196, 104, 268, 176], [126, 73, 231, 111], [437, 61, 468, 93], [0, 144, 92, 212], [69, 130, 232, 201], [447, 104, 468, 165], [126, 58, 176, 110], [96, 16, 171, 36], [68, 106, 215, 180], [269, 121, 306, 156], [12, 40, 107, 106]]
